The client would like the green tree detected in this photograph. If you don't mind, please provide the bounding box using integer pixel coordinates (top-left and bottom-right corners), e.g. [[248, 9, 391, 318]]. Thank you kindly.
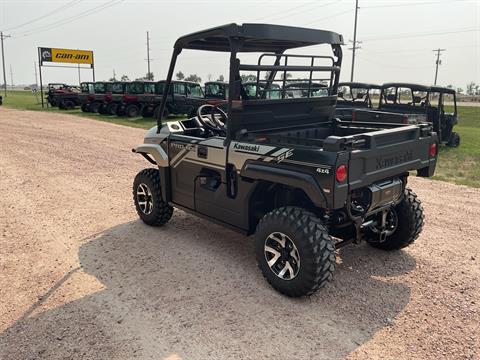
[[466, 82, 476, 95], [240, 74, 256, 82], [176, 71, 185, 80], [217, 74, 225, 82], [120, 75, 130, 82], [185, 74, 202, 83]]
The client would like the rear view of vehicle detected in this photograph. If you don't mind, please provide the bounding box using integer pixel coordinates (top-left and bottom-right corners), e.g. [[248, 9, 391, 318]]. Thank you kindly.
[[131, 23, 439, 298]]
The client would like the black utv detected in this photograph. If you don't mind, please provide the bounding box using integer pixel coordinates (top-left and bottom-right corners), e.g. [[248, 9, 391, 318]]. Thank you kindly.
[[142, 80, 207, 119], [132, 23, 438, 297], [351, 83, 461, 146], [335, 82, 382, 121], [204, 81, 229, 100]]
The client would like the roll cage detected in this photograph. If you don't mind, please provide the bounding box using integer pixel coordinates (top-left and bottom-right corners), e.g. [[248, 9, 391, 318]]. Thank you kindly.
[[157, 23, 343, 140]]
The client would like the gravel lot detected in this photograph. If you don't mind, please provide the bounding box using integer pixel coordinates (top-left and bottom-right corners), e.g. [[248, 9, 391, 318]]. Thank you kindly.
[[0, 107, 479, 360]]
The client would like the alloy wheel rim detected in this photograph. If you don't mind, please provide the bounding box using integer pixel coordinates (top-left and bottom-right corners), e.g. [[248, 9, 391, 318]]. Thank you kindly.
[[264, 232, 300, 280], [136, 183, 154, 215]]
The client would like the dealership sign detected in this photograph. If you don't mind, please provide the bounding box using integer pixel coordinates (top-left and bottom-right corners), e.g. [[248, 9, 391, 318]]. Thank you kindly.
[[38, 47, 94, 66]]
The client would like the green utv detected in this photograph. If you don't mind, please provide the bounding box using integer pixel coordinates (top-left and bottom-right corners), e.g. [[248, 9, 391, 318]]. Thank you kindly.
[[132, 24, 438, 297]]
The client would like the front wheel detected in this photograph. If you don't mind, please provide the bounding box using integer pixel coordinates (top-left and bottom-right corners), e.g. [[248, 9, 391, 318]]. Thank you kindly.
[[255, 207, 336, 297], [133, 168, 173, 226], [366, 188, 424, 250]]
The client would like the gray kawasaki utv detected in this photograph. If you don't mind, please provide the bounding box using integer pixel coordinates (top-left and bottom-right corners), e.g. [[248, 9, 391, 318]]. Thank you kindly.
[[132, 24, 438, 297]]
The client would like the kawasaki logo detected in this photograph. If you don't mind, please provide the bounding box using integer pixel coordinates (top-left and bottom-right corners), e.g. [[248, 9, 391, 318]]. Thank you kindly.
[[233, 143, 260, 152], [376, 151, 413, 170]]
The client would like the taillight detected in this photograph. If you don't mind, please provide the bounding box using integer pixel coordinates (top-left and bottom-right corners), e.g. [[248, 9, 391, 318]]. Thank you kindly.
[[429, 143, 437, 157], [351, 111, 356, 121], [336, 164, 347, 182], [402, 115, 408, 124]]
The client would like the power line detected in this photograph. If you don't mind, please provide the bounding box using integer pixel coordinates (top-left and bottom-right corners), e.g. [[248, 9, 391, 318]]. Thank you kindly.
[[2, 0, 82, 32], [301, 9, 352, 26], [433, 48, 446, 85], [363, 27, 478, 42], [11, 0, 125, 38]]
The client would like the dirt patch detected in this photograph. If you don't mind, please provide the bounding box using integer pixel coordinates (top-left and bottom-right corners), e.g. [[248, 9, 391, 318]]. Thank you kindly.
[[0, 107, 479, 359]]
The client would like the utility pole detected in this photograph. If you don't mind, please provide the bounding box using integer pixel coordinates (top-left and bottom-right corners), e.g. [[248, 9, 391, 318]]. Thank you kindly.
[[1, 31, 11, 97], [113, 69, 116, 80], [350, 0, 360, 82], [146, 31, 151, 79], [34, 62, 38, 86], [433, 48, 446, 85], [9, 63, 13, 87]]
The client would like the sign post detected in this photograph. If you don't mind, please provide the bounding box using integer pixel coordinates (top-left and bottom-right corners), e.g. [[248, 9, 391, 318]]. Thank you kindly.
[[37, 47, 94, 108]]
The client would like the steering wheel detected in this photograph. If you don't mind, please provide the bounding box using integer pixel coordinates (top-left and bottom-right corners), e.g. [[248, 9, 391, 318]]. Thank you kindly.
[[196, 104, 227, 134]]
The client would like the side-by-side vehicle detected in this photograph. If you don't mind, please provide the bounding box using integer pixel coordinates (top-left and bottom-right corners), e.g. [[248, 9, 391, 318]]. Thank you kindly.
[[131, 24, 438, 297]]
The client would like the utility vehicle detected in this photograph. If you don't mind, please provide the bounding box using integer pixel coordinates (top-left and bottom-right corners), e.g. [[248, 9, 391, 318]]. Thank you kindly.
[[285, 82, 329, 98], [112, 81, 156, 117], [351, 83, 460, 147], [204, 81, 229, 100], [46, 83, 81, 109], [145, 80, 207, 119], [97, 82, 128, 115], [132, 24, 438, 297], [80, 82, 110, 113]]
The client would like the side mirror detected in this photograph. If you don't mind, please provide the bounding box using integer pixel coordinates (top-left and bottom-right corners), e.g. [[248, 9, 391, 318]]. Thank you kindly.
[[338, 91, 344, 98], [386, 94, 396, 102], [356, 92, 365, 99]]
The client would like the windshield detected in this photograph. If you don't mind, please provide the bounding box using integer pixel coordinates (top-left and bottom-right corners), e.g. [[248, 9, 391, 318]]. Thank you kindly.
[[205, 83, 227, 99], [244, 82, 281, 99], [81, 83, 94, 93], [111, 83, 124, 94], [126, 82, 144, 94], [145, 83, 156, 94], [285, 83, 328, 98], [94, 83, 106, 93], [187, 83, 204, 97]]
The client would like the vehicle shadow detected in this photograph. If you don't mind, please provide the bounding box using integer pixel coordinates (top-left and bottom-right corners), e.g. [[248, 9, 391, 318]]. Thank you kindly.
[[0, 212, 416, 359]]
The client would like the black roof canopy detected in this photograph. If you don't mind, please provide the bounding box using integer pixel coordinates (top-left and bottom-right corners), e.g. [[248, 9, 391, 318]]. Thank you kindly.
[[381, 82, 431, 92], [174, 23, 344, 52], [339, 82, 381, 89]]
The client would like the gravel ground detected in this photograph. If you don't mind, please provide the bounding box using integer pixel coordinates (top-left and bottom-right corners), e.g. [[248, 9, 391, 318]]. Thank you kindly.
[[0, 107, 479, 360]]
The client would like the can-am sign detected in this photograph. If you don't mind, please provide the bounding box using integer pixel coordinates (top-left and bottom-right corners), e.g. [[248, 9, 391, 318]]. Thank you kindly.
[[39, 47, 93, 65]]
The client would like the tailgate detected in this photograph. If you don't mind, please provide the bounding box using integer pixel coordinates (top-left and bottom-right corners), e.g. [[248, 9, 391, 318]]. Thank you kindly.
[[346, 125, 437, 189]]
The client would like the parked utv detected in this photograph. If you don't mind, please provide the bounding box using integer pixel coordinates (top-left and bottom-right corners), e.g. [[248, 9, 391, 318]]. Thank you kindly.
[[351, 83, 460, 147], [132, 24, 438, 297], [80, 82, 110, 113], [97, 82, 128, 115], [204, 81, 229, 100], [145, 80, 207, 119], [46, 83, 81, 109], [78, 82, 95, 112], [285, 82, 329, 98], [335, 82, 382, 121]]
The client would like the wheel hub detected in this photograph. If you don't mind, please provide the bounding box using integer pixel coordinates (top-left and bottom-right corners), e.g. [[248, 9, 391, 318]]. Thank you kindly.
[[136, 183, 154, 215], [264, 232, 300, 280]]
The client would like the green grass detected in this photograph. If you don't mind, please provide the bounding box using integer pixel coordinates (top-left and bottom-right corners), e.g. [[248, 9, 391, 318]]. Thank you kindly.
[[3, 90, 480, 187], [2, 90, 156, 129], [433, 106, 480, 187]]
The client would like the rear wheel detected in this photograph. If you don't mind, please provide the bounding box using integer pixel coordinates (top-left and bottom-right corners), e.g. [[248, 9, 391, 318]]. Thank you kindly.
[[126, 104, 140, 117], [98, 103, 108, 114], [63, 100, 75, 110], [447, 132, 460, 147], [107, 102, 118, 115], [154, 106, 169, 120], [81, 103, 90, 112], [365, 188, 424, 250], [255, 207, 336, 297], [142, 105, 154, 118], [133, 168, 173, 226], [90, 102, 101, 113]]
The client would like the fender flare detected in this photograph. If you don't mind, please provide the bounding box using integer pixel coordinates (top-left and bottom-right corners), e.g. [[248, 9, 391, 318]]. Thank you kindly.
[[242, 162, 328, 209], [132, 144, 168, 168]]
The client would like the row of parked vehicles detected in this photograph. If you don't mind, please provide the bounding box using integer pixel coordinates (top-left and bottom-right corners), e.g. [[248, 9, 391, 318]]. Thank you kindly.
[[46, 78, 460, 148]]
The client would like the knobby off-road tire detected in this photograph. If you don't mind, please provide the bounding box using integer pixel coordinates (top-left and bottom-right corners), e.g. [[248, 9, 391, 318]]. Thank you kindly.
[[126, 104, 140, 118], [133, 168, 173, 226], [255, 207, 336, 297], [447, 132, 460, 148], [367, 188, 424, 251]]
